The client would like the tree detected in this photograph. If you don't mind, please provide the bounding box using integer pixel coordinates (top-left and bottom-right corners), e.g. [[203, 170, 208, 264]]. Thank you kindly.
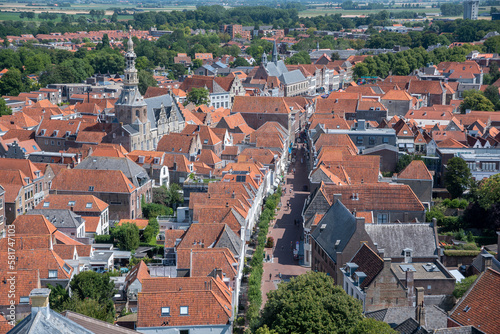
[[351, 318, 397, 334], [445, 157, 472, 199], [460, 90, 495, 113], [192, 58, 203, 70], [484, 35, 500, 53], [138, 69, 157, 95], [453, 275, 477, 299], [0, 98, 12, 116], [143, 217, 159, 244], [476, 173, 500, 210], [165, 183, 183, 209], [63, 296, 115, 323], [186, 87, 209, 106], [285, 51, 311, 65], [232, 57, 250, 67], [396, 154, 421, 173], [258, 271, 364, 333], [47, 283, 69, 312], [0, 68, 25, 96], [96, 33, 110, 50], [483, 85, 500, 110], [70, 270, 115, 302], [112, 222, 140, 251]]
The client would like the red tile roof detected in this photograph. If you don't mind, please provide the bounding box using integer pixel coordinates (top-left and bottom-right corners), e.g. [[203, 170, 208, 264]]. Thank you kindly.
[[36, 194, 109, 212], [398, 160, 433, 180], [450, 268, 500, 334], [137, 276, 231, 328], [51, 169, 136, 194], [232, 96, 291, 114]]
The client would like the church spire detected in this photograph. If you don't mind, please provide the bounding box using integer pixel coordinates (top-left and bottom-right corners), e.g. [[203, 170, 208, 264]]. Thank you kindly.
[[272, 39, 278, 64], [124, 27, 138, 87]]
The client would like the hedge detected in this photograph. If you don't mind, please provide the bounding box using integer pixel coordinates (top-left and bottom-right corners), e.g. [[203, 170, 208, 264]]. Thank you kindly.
[[246, 186, 282, 329], [444, 250, 495, 257]]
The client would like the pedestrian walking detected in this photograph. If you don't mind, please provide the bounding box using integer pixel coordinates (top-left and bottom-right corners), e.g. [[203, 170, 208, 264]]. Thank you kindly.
[[269, 273, 272, 281]]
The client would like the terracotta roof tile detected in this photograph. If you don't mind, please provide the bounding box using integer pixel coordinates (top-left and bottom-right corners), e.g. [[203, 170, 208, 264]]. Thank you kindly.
[[398, 160, 433, 180], [232, 96, 291, 114], [36, 194, 108, 212], [319, 182, 425, 213], [51, 169, 136, 194], [137, 276, 231, 328], [450, 268, 500, 334], [348, 243, 383, 288], [117, 219, 149, 230]]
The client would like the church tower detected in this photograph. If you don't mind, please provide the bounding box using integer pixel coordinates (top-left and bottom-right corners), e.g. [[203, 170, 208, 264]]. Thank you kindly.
[[114, 31, 148, 125], [272, 39, 278, 64]]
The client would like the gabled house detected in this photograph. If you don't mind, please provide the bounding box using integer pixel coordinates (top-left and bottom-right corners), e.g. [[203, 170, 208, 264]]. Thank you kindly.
[[36, 194, 109, 236], [393, 160, 434, 207], [137, 276, 233, 334], [124, 261, 150, 306], [50, 169, 144, 220], [156, 132, 202, 161]]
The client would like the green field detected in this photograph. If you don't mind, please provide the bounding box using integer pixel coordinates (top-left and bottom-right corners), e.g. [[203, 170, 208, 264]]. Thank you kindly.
[[299, 6, 440, 17]]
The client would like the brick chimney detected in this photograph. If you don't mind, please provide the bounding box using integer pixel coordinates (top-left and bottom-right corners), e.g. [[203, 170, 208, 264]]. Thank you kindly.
[[415, 287, 425, 328], [481, 253, 493, 272], [333, 194, 342, 204], [406, 268, 415, 306], [30, 288, 51, 319]]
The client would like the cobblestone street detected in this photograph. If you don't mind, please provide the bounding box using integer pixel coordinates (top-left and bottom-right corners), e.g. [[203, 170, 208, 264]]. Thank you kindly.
[[261, 144, 310, 307]]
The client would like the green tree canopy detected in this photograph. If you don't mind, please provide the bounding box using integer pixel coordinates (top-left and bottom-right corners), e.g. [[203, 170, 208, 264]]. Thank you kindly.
[[460, 90, 495, 113], [285, 51, 311, 64], [445, 157, 472, 199], [476, 173, 500, 210], [351, 318, 397, 334], [0, 68, 25, 96], [138, 69, 157, 95], [0, 98, 12, 116], [112, 222, 140, 251], [453, 275, 477, 299], [143, 217, 160, 244], [258, 271, 364, 334], [70, 270, 115, 302], [186, 87, 210, 106]]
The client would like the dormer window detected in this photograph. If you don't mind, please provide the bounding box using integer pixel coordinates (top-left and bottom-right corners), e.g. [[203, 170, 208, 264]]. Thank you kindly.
[[43, 202, 50, 208], [52, 130, 58, 137], [40, 129, 46, 136], [68, 201, 75, 206], [65, 131, 71, 136], [88, 186, 94, 191], [180, 306, 189, 315], [153, 157, 160, 164], [48, 270, 58, 278], [138, 156, 145, 164], [404, 248, 413, 263], [161, 307, 170, 316]]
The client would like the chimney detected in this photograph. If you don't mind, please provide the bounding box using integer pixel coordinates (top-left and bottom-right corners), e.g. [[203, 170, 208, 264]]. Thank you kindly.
[[481, 253, 493, 272], [355, 217, 365, 232], [406, 269, 415, 306], [415, 287, 425, 327], [30, 288, 51, 319], [215, 268, 223, 279], [432, 218, 437, 228], [383, 257, 391, 270], [333, 194, 342, 204], [378, 248, 385, 258]]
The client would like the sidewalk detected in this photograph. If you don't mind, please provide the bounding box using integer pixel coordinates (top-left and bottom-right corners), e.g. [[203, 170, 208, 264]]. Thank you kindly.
[[261, 145, 310, 307]]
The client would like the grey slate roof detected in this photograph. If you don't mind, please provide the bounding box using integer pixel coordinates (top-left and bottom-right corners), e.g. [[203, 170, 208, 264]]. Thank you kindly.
[[365, 223, 438, 259], [394, 318, 429, 334], [61, 311, 140, 333], [471, 249, 500, 272], [280, 70, 307, 85], [75, 156, 150, 187], [365, 305, 447, 331], [144, 93, 184, 130], [216, 225, 242, 257], [27, 209, 83, 228], [310, 200, 357, 263], [9, 309, 93, 334], [115, 86, 147, 107]]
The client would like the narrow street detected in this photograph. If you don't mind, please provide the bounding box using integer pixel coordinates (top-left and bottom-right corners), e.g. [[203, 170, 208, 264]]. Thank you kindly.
[[261, 144, 310, 307]]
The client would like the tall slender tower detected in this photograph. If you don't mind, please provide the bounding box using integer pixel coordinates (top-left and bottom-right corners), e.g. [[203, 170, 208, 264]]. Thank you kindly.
[[463, 0, 479, 20], [272, 39, 278, 64], [114, 30, 148, 125]]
